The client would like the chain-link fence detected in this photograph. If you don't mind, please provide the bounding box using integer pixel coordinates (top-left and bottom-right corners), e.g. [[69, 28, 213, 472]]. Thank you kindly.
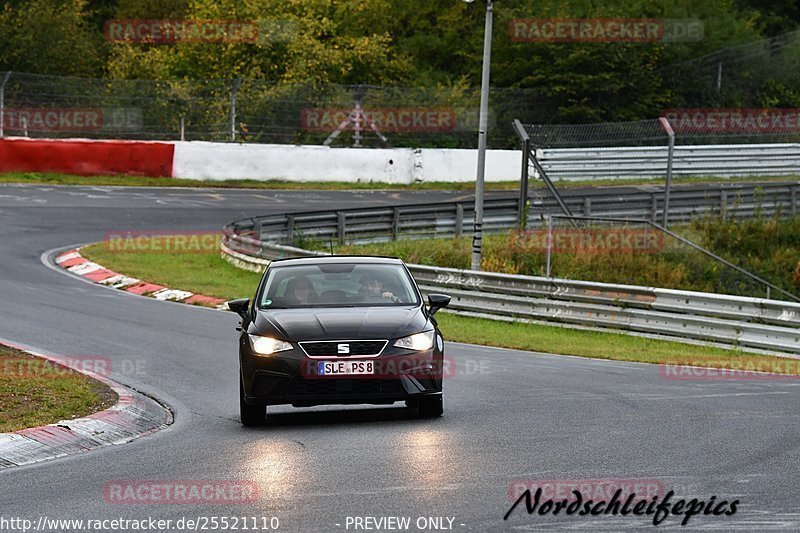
[[664, 30, 800, 108], [516, 116, 800, 191], [522, 119, 671, 148], [0, 71, 566, 148], [514, 116, 800, 228]]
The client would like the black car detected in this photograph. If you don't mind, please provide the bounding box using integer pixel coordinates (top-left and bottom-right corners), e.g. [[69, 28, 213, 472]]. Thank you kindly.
[[228, 256, 451, 426]]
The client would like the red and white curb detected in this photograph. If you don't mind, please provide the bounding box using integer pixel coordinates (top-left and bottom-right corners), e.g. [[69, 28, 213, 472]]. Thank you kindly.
[[55, 249, 228, 309], [0, 341, 173, 469]]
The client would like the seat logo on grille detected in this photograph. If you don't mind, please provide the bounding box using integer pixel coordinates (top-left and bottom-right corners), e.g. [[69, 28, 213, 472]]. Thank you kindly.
[[337, 343, 350, 354]]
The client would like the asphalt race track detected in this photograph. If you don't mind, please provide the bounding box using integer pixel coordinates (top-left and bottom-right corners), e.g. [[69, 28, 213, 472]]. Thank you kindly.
[[1, 183, 799, 532]]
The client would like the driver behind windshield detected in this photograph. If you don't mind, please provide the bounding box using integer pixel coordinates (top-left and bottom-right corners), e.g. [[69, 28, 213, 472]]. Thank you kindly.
[[358, 273, 395, 301]]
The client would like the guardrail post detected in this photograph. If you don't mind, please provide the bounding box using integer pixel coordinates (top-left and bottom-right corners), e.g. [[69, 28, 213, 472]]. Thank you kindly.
[[455, 204, 464, 238], [720, 191, 728, 220], [650, 194, 658, 222], [392, 208, 400, 241], [583, 197, 592, 216], [545, 215, 553, 278], [253, 219, 263, 241], [792, 187, 797, 217], [286, 215, 295, 246], [337, 212, 346, 245]]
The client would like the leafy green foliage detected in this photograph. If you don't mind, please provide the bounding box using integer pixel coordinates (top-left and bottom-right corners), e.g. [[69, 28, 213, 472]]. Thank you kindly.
[[0, 0, 798, 123], [0, 0, 104, 75]]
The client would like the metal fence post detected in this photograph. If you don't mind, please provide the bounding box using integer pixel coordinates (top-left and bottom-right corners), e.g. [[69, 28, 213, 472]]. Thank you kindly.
[[514, 119, 530, 229], [0, 72, 11, 138], [792, 187, 797, 217], [230, 77, 242, 142], [470, 0, 493, 272], [180, 116, 185, 141], [659, 117, 675, 229], [455, 204, 464, 238], [583, 197, 592, 216], [253, 218, 263, 241]]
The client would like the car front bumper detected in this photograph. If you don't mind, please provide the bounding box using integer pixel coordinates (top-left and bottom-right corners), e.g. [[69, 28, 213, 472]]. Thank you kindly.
[[240, 342, 443, 407]]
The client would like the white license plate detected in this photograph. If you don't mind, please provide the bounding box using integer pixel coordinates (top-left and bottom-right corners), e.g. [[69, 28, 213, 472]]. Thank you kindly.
[[318, 360, 374, 376]]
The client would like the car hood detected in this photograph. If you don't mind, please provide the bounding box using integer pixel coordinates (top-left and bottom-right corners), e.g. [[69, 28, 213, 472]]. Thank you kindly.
[[251, 306, 429, 341]]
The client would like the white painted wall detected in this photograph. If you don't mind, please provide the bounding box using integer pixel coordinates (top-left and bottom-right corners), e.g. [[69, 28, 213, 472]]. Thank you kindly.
[[414, 148, 521, 183], [171, 141, 523, 183]]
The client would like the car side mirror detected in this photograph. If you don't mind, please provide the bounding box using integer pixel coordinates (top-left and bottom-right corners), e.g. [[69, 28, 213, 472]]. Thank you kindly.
[[427, 294, 451, 316], [228, 298, 251, 320]]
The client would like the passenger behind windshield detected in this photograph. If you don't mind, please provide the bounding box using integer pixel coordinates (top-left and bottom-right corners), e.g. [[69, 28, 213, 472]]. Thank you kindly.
[[358, 273, 398, 302]]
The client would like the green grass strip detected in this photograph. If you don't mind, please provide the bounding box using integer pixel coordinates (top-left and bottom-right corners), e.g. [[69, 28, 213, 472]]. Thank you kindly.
[[80, 240, 800, 375], [0, 344, 117, 432]]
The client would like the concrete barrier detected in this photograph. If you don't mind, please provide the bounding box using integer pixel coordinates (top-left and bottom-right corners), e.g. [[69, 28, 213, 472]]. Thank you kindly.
[[171, 142, 521, 183], [0, 137, 174, 177], [4, 137, 799, 183]]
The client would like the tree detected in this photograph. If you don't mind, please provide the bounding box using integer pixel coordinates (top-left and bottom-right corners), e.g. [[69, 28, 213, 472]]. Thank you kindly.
[[105, 0, 413, 85], [0, 0, 103, 76]]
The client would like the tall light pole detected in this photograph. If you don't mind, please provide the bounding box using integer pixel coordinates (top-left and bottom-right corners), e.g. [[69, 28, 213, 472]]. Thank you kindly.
[[467, 0, 493, 271]]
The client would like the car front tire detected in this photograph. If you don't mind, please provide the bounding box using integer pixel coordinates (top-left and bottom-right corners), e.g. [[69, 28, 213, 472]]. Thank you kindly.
[[240, 378, 265, 426], [417, 395, 443, 418]]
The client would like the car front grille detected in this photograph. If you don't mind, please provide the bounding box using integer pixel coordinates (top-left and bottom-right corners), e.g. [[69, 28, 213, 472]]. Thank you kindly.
[[299, 340, 387, 357], [286, 378, 406, 398]]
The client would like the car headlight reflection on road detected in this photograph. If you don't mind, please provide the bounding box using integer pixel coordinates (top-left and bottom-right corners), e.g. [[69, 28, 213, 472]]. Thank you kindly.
[[248, 335, 293, 356], [393, 330, 435, 351]]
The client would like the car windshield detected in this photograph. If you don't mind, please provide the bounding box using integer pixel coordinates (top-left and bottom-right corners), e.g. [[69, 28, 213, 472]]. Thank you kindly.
[[259, 263, 419, 309]]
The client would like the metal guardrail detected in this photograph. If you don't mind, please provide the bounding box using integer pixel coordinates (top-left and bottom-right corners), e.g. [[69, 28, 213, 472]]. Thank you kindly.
[[220, 235, 800, 355], [537, 144, 800, 180], [224, 182, 800, 247]]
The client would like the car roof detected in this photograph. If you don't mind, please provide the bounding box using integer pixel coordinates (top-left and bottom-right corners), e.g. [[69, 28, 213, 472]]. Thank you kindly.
[[267, 255, 405, 267]]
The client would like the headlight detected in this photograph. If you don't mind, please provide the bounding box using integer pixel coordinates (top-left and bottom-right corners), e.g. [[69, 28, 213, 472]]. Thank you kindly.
[[248, 335, 293, 356], [393, 330, 435, 351]]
